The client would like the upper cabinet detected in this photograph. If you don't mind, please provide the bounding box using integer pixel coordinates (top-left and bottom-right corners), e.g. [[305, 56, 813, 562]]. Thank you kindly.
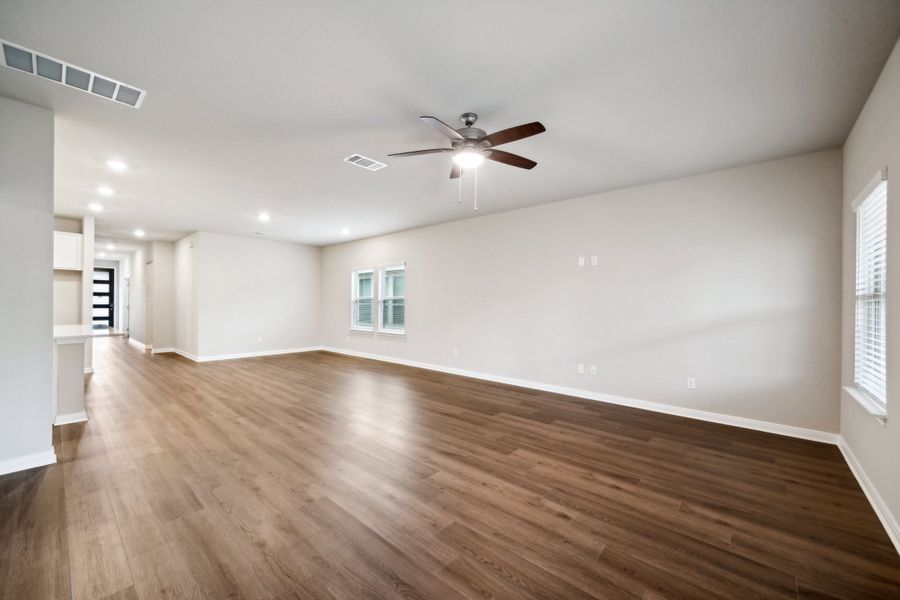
[[53, 231, 83, 270]]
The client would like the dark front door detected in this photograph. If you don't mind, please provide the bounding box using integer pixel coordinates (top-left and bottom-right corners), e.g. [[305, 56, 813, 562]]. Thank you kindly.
[[93, 268, 115, 328]]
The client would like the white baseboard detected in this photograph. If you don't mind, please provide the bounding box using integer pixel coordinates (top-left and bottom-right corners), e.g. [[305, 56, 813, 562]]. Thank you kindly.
[[127, 337, 147, 351], [320, 346, 838, 445], [169, 346, 323, 363], [0, 448, 57, 476], [151, 347, 175, 354], [838, 436, 900, 554], [54, 411, 88, 426]]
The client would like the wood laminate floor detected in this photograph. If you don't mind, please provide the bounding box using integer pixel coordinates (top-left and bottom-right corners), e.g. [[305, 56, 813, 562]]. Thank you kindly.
[[1, 337, 899, 599]]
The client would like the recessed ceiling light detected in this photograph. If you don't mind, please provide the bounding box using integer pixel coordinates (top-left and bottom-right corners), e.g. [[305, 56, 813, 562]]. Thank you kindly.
[[341, 227, 350, 236], [99, 252, 106, 258], [258, 212, 270, 222], [106, 160, 127, 172], [133, 229, 145, 237], [97, 186, 114, 196], [106, 243, 115, 250], [88, 202, 103, 211]]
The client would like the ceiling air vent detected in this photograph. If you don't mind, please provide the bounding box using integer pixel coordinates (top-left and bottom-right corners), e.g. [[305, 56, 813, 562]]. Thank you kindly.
[[344, 154, 387, 171], [1, 39, 147, 109]]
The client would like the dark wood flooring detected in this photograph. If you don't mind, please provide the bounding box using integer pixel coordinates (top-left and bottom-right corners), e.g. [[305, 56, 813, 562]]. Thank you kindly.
[[1, 336, 898, 599]]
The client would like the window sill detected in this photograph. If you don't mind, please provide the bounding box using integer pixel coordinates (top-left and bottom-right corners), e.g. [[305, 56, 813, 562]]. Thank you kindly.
[[844, 386, 887, 426], [350, 327, 374, 334], [377, 329, 406, 337]]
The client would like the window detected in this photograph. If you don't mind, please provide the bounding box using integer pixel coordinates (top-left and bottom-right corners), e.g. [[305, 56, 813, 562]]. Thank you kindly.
[[351, 269, 374, 330], [350, 263, 406, 334], [853, 173, 888, 412], [379, 265, 405, 333]]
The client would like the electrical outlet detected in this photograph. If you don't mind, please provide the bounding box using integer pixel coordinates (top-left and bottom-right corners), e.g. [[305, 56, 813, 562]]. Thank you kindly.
[[686, 377, 696, 390], [590, 256, 598, 266], [452, 348, 459, 357], [578, 256, 585, 267], [577, 363, 585, 374], [257, 336, 263, 343], [589, 364, 597, 375]]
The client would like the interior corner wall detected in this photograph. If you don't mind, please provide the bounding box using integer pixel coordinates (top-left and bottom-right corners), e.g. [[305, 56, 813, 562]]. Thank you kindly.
[[321, 148, 843, 434], [185, 231, 321, 359], [840, 38, 900, 533], [128, 244, 150, 346], [0, 95, 55, 470], [151, 241, 175, 350], [174, 233, 199, 356]]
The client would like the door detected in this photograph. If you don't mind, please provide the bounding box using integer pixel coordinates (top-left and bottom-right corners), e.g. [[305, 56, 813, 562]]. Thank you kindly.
[[93, 267, 115, 328]]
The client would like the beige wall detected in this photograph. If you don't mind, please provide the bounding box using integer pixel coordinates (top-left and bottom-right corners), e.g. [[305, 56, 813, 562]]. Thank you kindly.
[[841, 39, 900, 529], [52, 270, 82, 325], [174, 233, 199, 356], [322, 149, 843, 433], [171, 232, 322, 359], [151, 241, 175, 350], [128, 244, 150, 346], [0, 95, 55, 469]]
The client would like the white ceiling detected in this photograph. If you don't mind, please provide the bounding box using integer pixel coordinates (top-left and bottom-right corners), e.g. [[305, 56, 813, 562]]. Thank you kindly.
[[1, 1, 899, 246]]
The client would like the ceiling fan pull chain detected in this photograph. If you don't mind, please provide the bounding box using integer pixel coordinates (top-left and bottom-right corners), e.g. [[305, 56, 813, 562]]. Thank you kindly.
[[458, 175, 462, 204]]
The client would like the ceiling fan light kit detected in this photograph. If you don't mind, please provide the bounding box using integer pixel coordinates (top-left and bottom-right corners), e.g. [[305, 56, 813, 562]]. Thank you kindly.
[[389, 112, 545, 210]]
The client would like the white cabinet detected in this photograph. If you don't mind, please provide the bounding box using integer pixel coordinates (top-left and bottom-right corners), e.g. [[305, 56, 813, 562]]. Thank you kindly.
[[53, 231, 83, 270]]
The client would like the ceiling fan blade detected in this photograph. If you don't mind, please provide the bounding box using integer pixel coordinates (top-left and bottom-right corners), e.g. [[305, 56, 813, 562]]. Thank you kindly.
[[486, 149, 537, 169], [481, 122, 546, 147], [450, 164, 461, 179], [420, 116, 465, 140], [387, 148, 453, 157]]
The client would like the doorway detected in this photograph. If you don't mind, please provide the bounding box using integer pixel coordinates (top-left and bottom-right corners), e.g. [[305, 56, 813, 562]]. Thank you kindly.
[[93, 267, 115, 328]]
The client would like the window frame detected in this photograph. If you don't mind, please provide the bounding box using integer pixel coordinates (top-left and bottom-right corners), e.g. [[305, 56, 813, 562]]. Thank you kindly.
[[847, 169, 888, 420], [378, 264, 406, 335], [350, 268, 375, 332]]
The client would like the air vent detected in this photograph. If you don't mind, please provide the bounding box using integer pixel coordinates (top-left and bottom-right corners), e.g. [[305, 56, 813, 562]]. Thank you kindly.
[[344, 154, 387, 171], [1, 39, 147, 109]]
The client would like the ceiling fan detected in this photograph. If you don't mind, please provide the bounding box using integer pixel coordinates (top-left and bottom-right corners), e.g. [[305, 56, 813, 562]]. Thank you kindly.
[[389, 113, 546, 179]]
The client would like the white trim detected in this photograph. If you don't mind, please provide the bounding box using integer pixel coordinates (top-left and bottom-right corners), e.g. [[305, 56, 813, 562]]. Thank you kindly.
[[843, 386, 888, 424], [320, 346, 838, 444], [169, 346, 323, 363], [84, 367, 94, 374], [838, 436, 900, 555], [852, 168, 888, 211], [151, 347, 175, 354], [127, 337, 147, 351], [54, 411, 87, 426], [0, 449, 57, 476]]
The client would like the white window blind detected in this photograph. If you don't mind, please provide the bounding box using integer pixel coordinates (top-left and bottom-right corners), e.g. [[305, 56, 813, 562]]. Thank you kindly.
[[854, 177, 888, 409], [352, 269, 374, 330], [379, 265, 405, 333]]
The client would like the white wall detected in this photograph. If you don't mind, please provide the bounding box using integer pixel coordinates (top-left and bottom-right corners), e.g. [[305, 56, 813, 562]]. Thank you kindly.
[[0, 95, 55, 472], [174, 233, 199, 356], [128, 244, 150, 346], [841, 39, 900, 537], [322, 149, 843, 434], [151, 241, 175, 350], [169, 231, 321, 359]]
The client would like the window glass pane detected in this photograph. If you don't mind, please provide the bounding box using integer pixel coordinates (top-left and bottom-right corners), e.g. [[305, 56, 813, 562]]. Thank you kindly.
[[353, 299, 373, 327], [357, 272, 373, 298], [384, 270, 405, 297], [382, 299, 404, 330]]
